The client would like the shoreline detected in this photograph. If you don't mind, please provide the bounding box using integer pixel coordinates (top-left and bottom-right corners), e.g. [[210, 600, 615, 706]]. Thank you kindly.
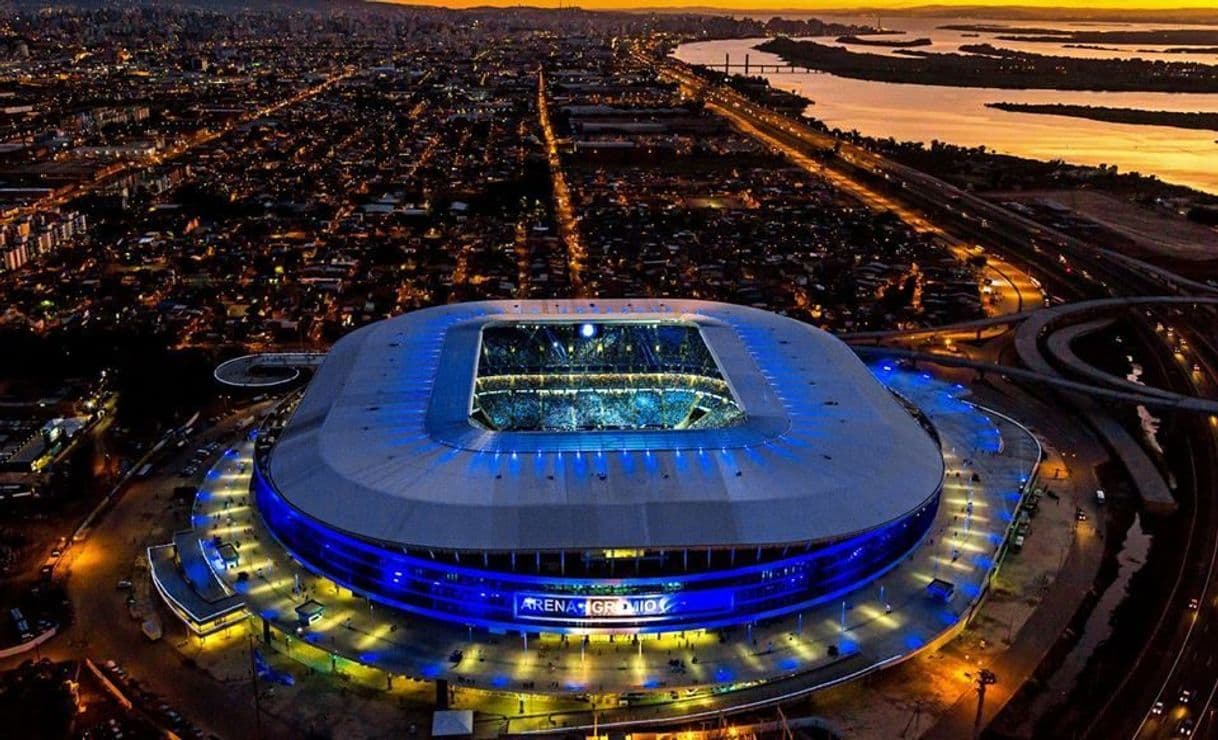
[[984, 103, 1218, 134], [755, 38, 1218, 93], [836, 34, 932, 49], [672, 36, 1218, 196], [681, 60, 1218, 201]]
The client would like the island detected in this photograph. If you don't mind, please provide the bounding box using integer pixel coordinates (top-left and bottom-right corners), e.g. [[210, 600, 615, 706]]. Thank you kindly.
[[836, 35, 933, 49], [994, 29, 1218, 46], [755, 38, 1218, 93], [985, 103, 1218, 133], [939, 24, 1071, 35], [1153, 47, 1218, 55]]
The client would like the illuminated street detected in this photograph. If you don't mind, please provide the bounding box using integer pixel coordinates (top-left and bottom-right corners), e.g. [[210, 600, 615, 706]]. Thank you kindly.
[[654, 59, 1045, 321], [2, 6, 1217, 740], [537, 69, 588, 296]]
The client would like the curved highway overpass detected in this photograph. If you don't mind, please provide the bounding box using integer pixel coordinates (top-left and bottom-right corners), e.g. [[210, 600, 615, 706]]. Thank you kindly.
[[1013, 295, 1218, 385], [853, 346, 1218, 415], [841, 295, 1218, 410]]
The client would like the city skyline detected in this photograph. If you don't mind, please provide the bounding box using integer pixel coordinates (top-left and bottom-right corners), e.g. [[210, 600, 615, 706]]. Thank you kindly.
[[0, 4, 1214, 739], [380, 1, 1218, 12]]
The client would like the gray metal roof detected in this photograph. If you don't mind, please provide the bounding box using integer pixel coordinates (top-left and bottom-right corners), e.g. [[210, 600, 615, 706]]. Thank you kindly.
[[266, 300, 943, 552], [148, 538, 245, 625]]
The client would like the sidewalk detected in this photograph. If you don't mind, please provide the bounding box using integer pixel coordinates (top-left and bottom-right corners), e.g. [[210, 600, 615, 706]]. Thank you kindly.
[[923, 382, 1108, 739], [168, 368, 1044, 735]]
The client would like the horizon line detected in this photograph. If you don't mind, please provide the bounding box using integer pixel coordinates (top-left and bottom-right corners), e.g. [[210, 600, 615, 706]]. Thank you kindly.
[[375, 1, 1218, 14], [373, 2, 1218, 13]]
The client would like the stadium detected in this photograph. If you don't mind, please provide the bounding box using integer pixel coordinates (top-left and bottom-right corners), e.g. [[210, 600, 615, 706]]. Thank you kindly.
[[252, 299, 945, 635]]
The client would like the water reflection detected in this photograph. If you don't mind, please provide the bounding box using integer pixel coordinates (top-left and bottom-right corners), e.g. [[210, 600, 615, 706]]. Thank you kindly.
[[811, 15, 1218, 66], [1127, 360, 1166, 457], [675, 19, 1218, 194]]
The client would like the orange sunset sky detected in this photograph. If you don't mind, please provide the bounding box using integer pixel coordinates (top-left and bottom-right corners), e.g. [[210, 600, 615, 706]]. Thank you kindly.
[[382, 1, 1218, 11]]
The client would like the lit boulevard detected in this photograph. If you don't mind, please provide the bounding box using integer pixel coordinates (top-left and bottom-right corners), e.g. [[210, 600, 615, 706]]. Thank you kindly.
[[2, 6, 1217, 740]]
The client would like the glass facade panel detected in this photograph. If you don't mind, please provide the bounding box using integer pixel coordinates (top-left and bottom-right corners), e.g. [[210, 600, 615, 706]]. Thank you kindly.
[[254, 465, 939, 633]]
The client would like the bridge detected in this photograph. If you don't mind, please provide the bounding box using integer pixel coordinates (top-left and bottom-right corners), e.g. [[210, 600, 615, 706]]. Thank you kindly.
[[853, 343, 1196, 515], [843, 295, 1218, 410], [708, 53, 823, 75], [850, 296, 1218, 516], [853, 345, 1218, 416], [841, 312, 1035, 343], [1011, 295, 1218, 384]]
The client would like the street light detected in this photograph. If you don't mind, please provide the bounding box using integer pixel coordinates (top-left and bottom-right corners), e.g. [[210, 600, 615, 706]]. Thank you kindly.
[[966, 668, 997, 740]]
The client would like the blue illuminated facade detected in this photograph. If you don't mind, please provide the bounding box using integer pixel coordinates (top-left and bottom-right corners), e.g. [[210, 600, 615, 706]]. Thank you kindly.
[[251, 301, 949, 635], [254, 464, 939, 634]]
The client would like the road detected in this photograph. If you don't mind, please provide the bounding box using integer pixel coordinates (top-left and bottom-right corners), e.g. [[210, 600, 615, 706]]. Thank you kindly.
[[648, 51, 1218, 740], [0, 407, 292, 740], [654, 54, 1217, 299], [1114, 318, 1218, 740], [537, 69, 587, 295], [650, 57, 1044, 320], [1126, 418, 1218, 740]]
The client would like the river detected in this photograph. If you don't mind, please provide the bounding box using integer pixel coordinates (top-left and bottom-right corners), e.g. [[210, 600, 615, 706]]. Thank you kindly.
[[674, 17, 1218, 194]]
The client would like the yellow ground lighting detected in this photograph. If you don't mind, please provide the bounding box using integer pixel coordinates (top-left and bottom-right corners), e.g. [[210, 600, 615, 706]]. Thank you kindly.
[[955, 540, 991, 555], [205, 525, 245, 538], [355, 623, 397, 652], [930, 556, 974, 574], [510, 647, 535, 681], [854, 603, 902, 630], [195, 622, 250, 652], [789, 637, 819, 662], [630, 652, 649, 683], [244, 580, 280, 598], [818, 616, 844, 634], [236, 556, 279, 575]]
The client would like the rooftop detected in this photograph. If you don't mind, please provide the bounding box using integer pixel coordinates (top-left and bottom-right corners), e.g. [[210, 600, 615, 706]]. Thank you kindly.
[[265, 300, 943, 552], [147, 534, 245, 628]]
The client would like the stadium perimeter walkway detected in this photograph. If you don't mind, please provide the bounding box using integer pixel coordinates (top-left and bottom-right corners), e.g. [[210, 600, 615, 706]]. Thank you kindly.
[[924, 381, 1108, 739], [173, 368, 1045, 733]]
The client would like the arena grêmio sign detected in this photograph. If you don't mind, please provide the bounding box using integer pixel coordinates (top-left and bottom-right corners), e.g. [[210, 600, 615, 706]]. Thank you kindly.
[[513, 591, 734, 624]]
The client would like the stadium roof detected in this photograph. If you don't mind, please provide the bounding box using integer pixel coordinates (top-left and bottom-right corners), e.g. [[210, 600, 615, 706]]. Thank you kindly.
[[266, 300, 943, 552]]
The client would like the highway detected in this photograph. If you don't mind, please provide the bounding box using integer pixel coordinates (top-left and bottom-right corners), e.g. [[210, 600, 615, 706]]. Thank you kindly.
[[1011, 297, 1218, 397], [1116, 317, 1218, 740], [1, 406, 294, 739], [652, 54, 1216, 299], [650, 58, 1044, 322], [647, 51, 1218, 740], [1127, 418, 1218, 740]]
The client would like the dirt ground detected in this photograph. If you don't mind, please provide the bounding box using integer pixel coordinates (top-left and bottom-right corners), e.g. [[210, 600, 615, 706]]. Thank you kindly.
[[999, 189, 1218, 264]]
